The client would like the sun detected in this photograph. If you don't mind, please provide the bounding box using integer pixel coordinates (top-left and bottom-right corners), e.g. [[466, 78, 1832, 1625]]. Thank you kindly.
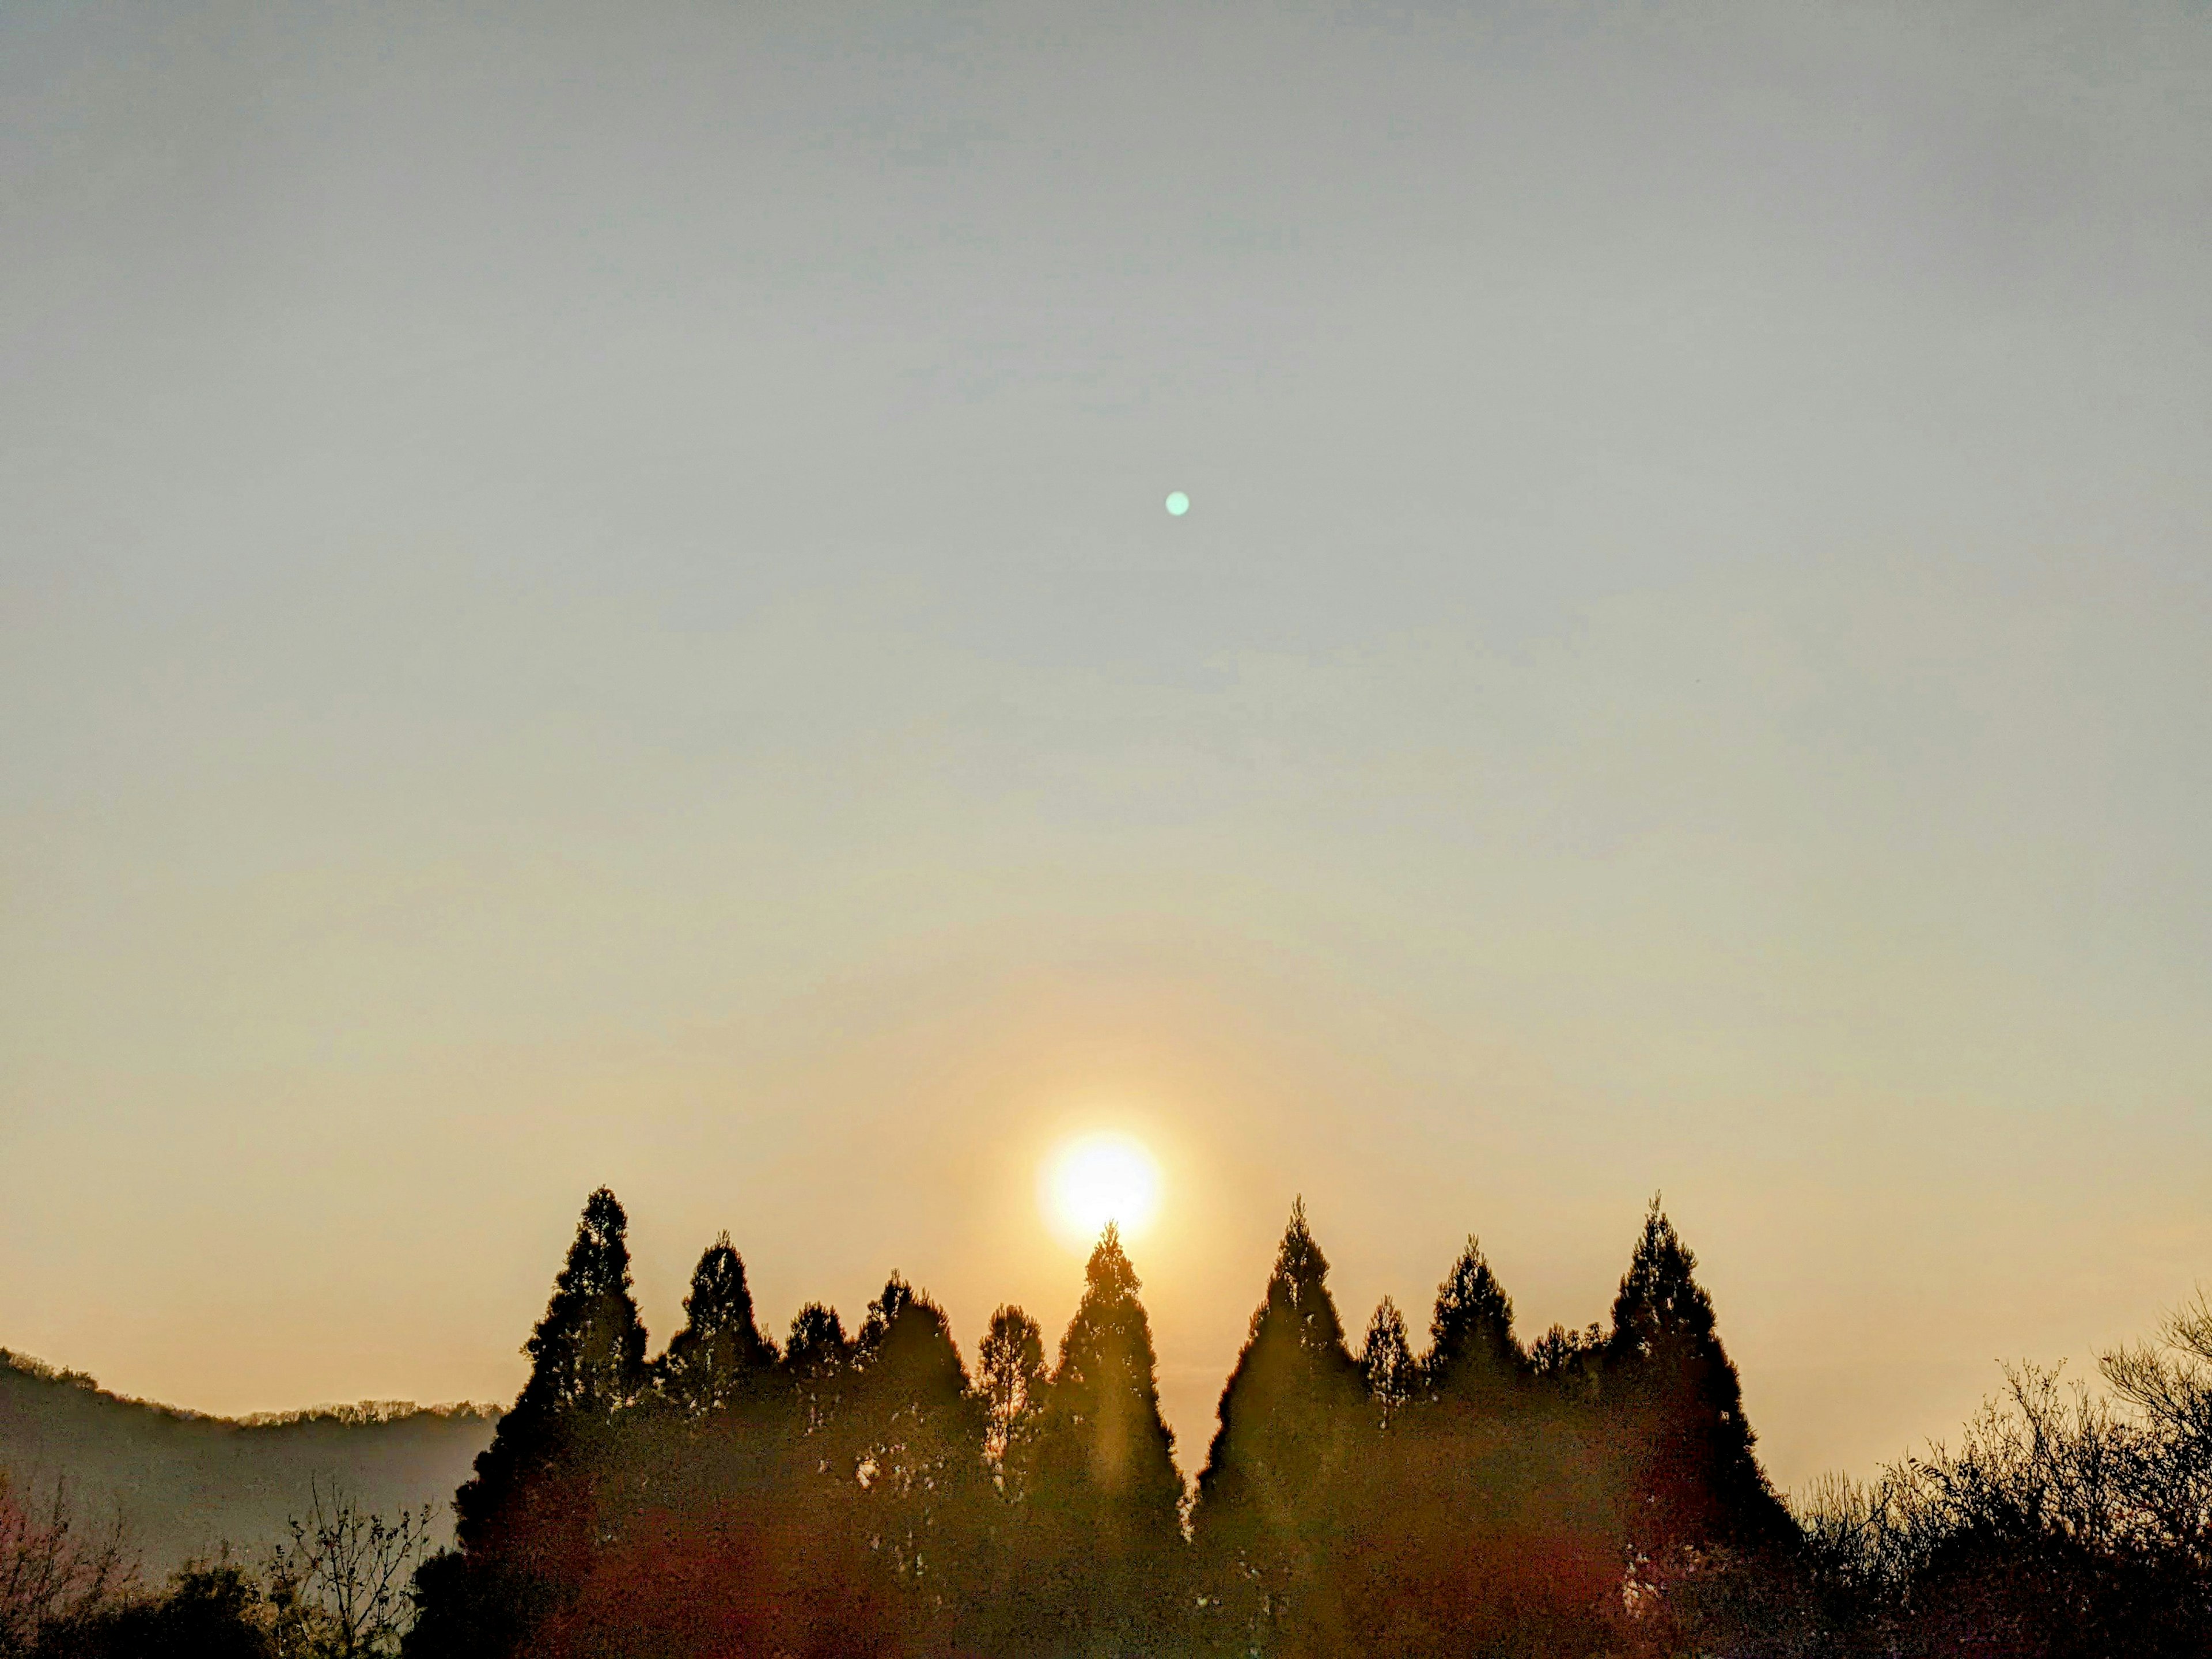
[[1042, 1132, 1162, 1249]]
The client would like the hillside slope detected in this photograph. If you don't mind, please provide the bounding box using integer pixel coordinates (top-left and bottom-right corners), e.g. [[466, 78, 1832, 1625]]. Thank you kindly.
[[0, 1349, 498, 1577]]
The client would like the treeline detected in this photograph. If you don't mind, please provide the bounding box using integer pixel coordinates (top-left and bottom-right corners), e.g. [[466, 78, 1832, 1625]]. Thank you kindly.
[[10, 1194, 2205, 1656], [1, 1476, 434, 1659], [1796, 1298, 2212, 1654], [0, 1350, 494, 1579], [391, 1188, 1804, 1657]]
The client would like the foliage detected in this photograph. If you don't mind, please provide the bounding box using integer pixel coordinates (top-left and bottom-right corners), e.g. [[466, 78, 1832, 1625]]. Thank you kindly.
[[111, 1180, 2168, 1659], [1359, 1297, 1416, 1427], [0, 1357, 491, 1584], [655, 1234, 777, 1416], [263, 1483, 434, 1658], [976, 1305, 1047, 1481], [1790, 1296, 2212, 1657], [0, 1476, 134, 1658], [1425, 1236, 1524, 1401], [5, 1476, 435, 1659]]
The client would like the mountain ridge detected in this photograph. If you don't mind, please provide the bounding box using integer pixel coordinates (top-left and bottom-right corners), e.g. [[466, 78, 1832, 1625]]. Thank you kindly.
[[0, 1347, 500, 1577]]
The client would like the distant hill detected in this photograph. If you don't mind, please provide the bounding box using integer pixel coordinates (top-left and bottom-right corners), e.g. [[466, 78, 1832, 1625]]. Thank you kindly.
[[0, 1349, 499, 1578]]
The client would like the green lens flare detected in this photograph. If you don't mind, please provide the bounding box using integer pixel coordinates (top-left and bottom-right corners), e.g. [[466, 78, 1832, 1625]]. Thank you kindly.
[[1165, 491, 1190, 516]]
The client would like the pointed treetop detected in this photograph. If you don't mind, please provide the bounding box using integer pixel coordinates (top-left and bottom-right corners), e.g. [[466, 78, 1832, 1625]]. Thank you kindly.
[[786, 1302, 850, 1370], [1264, 1196, 1348, 1357], [517, 1186, 649, 1414], [555, 1188, 634, 1301], [1362, 1296, 1416, 1422], [1427, 1234, 1523, 1393], [1599, 1196, 1791, 1547], [1032, 1221, 1182, 1531], [1194, 1198, 1361, 1524], [1057, 1224, 1165, 1397], [453, 1186, 650, 1548], [679, 1233, 768, 1346], [1085, 1223, 1142, 1305], [658, 1230, 774, 1410], [1607, 1195, 1718, 1365], [684, 1233, 741, 1313]]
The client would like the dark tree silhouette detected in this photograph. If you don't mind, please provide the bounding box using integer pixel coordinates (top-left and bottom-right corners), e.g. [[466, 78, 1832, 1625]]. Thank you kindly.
[[507, 1187, 650, 1424], [1425, 1235, 1524, 1401], [783, 1302, 854, 1442], [656, 1233, 775, 1416], [1601, 1197, 1792, 1561], [842, 1274, 989, 1638], [976, 1305, 1047, 1482], [1360, 1296, 1416, 1427], [1005, 1227, 1186, 1657], [1030, 1230, 1183, 1537], [1194, 1199, 1366, 1657], [407, 1187, 650, 1658]]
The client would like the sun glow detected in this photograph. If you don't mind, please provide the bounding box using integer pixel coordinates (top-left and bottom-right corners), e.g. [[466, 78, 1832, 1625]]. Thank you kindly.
[[1043, 1132, 1162, 1249]]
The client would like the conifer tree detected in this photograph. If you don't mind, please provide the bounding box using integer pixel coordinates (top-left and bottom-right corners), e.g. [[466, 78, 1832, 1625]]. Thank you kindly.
[[656, 1232, 775, 1415], [1361, 1296, 1416, 1427], [1425, 1235, 1524, 1400], [977, 1305, 1048, 1482], [411, 1188, 650, 1658], [1529, 1320, 1606, 1402], [1007, 1228, 1187, 1657], [1602, 1197, 1791, 1552], [452, 1187, 649, 1547], [845, 1275, 990, 1615], [521, 1188, 650, 1416], [1032, 1229, 1183, 1535], [784, 1301, 854, 1442], [1194, 1199, 1365, 1657]]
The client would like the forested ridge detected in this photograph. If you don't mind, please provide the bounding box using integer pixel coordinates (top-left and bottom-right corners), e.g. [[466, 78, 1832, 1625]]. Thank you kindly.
[[0, 1358, 494, 1578], [7, 1190, 2209, 1657]]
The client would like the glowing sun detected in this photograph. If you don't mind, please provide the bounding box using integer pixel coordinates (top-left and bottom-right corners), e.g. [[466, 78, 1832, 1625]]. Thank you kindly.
[[1043, 1132, 1162, 1248]]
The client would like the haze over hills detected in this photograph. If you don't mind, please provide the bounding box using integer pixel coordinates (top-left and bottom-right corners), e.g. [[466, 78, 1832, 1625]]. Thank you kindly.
[[0, 1349, 498, 1577]]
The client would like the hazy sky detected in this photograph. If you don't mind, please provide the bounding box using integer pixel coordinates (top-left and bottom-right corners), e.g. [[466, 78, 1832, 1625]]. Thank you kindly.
[[3, 1, 2209, 1494]]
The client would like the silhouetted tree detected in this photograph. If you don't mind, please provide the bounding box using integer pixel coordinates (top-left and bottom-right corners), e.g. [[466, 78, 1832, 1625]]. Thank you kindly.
[[1601, 1198, 1791, 1565], [1194, 1199, 1365, 1657], [976, 1306, 1047, 1483], [42, 1564, 274, 1659], [506, 1188, 650, 1426], [1359, 1297, 1416, 1429], [784, 1303, 854, 1444], [1031, 1230, 1184, 1538], [407, 1188, 650, 1658], [843, 1275, 988, 1639], [265, 1482, 434, 1657], [1008, 1228, 1186, 1657], [655, 1234, 774, 1418], [1425, 1236, 1524, 1402]]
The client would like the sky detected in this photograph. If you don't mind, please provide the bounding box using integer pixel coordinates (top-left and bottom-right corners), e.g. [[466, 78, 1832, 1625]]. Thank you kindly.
[[2, 0, 2209, 1495]]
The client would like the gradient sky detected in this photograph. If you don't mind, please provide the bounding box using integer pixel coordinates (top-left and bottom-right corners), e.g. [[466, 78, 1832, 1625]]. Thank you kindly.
[[3, 1, 2209, 1496]]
